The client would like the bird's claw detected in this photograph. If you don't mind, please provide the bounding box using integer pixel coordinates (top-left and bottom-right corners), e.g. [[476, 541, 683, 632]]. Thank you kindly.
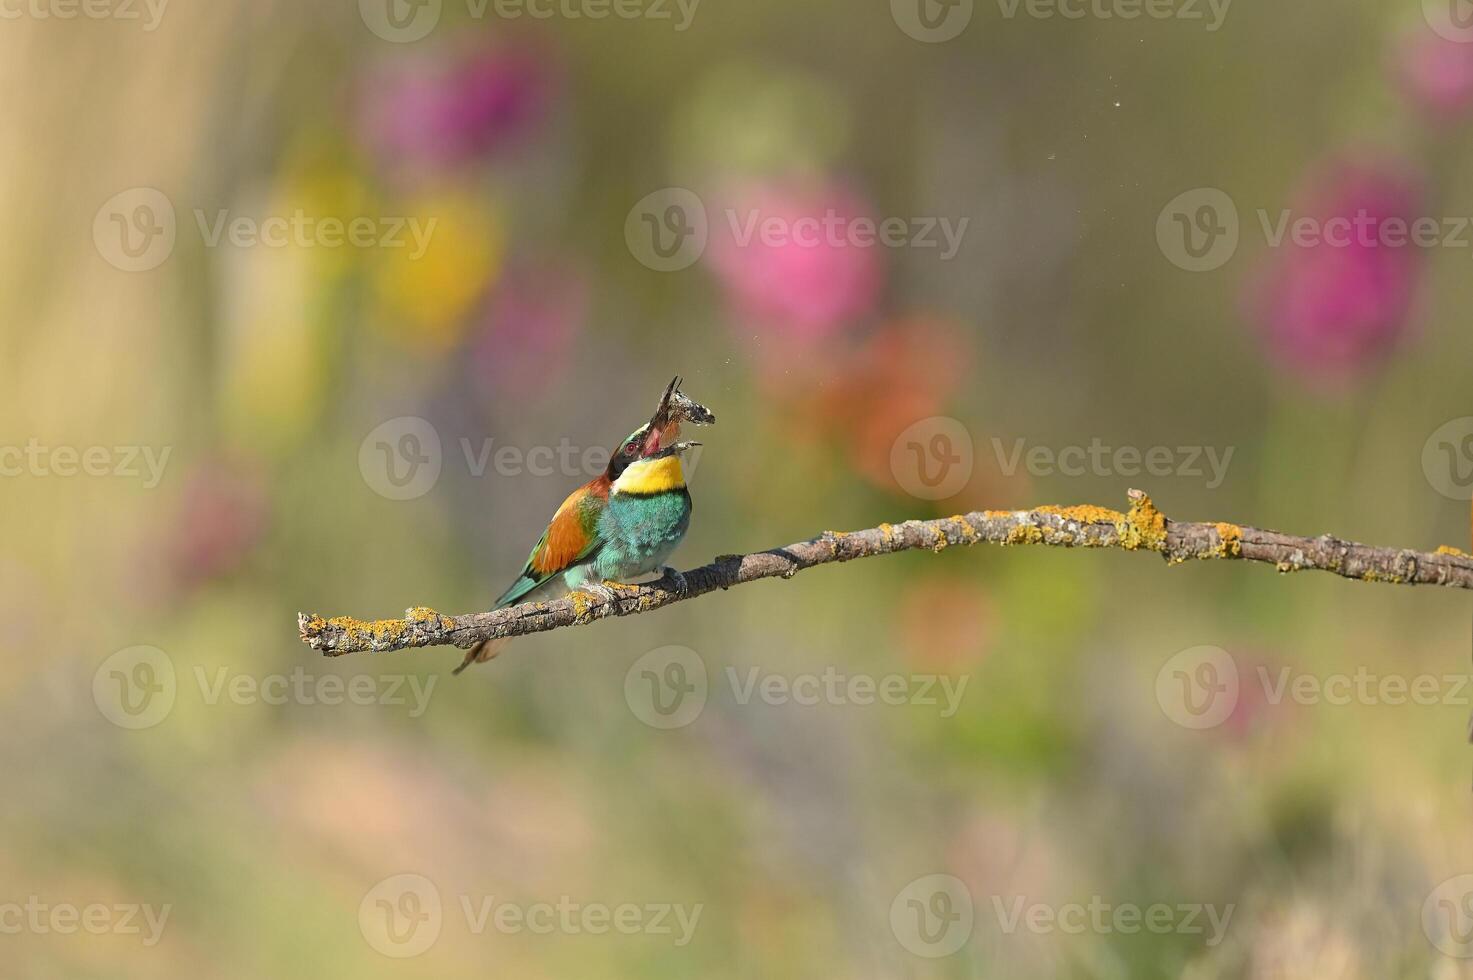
[[660, 566, 689, 595], [583, 582, 625, 605]]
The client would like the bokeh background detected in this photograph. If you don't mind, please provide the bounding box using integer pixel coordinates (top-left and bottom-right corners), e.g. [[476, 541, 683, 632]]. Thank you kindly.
[[4, 0, 1473, 976]]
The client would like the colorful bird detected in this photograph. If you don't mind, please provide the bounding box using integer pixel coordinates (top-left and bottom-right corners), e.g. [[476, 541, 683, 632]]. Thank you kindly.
[[455, 378, 714, 674]]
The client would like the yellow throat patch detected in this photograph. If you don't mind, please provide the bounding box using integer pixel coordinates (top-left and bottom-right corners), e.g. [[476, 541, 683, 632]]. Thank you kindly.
[[614, 454, 686, 495]]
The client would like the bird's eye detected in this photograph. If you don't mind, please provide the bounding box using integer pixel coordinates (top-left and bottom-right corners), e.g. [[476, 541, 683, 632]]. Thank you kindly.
[[623, 442, 637, 457]]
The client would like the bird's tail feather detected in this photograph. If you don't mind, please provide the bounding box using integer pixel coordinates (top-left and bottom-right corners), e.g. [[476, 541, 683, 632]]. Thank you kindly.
[[453, 637, 510, 675]]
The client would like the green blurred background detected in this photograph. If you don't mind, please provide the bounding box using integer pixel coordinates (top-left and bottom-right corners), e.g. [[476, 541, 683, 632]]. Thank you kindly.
[[4, 0, 1473, 976]]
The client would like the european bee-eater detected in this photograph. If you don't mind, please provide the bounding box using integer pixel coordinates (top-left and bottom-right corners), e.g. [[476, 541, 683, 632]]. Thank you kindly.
[[455, 378, 714, 674]]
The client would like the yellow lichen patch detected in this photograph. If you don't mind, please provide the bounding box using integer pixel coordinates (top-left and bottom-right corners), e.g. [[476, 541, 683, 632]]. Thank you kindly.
[[1036, 504, 1125, 525], [568, 591, 596, 622], [1212, 523, 1243, 558], [1435, 545, 1471, 558], [1004, 523, 1046, 547], [405, 606, 443, 623], [325, 615, 414, 645], [1117, 493, 1168, 552]]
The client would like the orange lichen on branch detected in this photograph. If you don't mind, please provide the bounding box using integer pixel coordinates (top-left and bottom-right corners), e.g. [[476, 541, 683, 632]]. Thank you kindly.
[[1036, 504, 1125, 525], [1212, 522, 1243, 558], [1117, 491, 1168, 552]]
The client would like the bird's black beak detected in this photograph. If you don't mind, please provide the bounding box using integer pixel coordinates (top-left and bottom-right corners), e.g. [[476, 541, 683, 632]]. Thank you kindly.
[[650, 440, 702, 459]]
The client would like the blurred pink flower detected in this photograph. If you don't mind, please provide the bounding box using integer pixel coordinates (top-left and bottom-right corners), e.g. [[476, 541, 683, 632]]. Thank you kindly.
[[170, 458, 269, 588], [1396, 29, 1473, 116], [357, 42, 554, 177], [705, 180, 884, 342], [1244, 158, 1424, 380], [472, 259, 586, 399]]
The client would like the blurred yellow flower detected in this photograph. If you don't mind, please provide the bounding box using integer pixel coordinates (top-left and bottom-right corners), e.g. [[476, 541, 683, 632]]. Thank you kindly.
[[369, 188, 504, 350]]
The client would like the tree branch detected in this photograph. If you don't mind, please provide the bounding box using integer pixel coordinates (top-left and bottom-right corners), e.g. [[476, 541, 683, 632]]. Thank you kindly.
[[298, 490, 1473, 658]]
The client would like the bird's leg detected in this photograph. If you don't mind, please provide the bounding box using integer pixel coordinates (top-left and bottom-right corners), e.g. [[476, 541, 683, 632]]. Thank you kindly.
[[659, 566, 689, 595]]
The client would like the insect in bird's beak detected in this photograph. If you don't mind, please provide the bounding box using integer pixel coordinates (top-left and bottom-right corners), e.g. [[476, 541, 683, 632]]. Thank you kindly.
[[645, 376, 717, 454]]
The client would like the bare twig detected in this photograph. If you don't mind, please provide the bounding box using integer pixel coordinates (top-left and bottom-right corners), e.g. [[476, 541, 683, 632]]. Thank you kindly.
[[298, 490, 1473, 658]]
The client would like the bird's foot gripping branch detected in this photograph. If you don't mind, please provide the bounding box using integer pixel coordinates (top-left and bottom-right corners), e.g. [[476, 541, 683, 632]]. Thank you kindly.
[[298, 490, 1473, 660]]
